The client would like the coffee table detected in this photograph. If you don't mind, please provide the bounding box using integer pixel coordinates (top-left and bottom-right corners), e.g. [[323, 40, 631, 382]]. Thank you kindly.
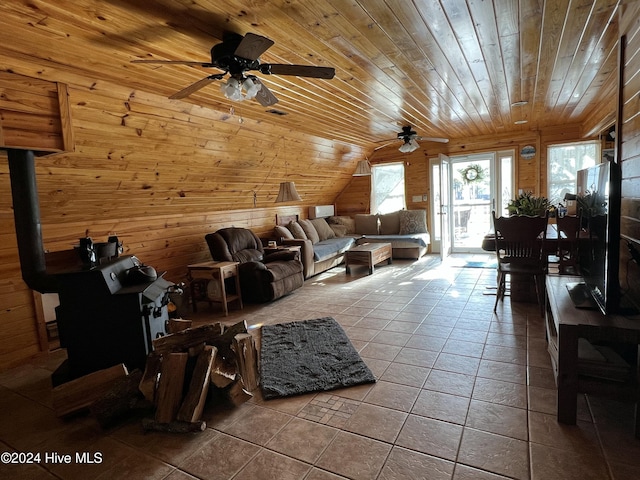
[[345, 242, 392, 275]]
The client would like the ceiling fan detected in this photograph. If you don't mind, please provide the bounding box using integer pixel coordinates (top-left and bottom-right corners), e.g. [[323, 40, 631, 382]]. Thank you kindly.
[[131, 32, 335, 106], [375, 126, 449, 152]]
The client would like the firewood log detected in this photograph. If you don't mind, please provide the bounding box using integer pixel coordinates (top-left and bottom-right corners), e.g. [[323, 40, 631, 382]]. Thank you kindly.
[[210, 353, 236, 388], [141, 418, 206, 433], [226, 377, 252, 406], [90, 370, 151, 428], [152, 323, 223, 354], [139, 352, 162, 403], [177, 346, 216, 423], [232, 333, 259, 391], [155, 352, 188, 423], [166, 318, 193, 334], [52, 364, 128, 417]]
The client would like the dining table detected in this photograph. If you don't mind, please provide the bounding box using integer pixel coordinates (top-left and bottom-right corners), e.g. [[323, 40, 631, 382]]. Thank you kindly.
[[481, 223, 561, 252]]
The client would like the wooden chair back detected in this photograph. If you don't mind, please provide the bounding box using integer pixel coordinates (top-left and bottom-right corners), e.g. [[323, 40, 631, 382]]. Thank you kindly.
[[492, 211, 549, 266], [557, 214, 581, 241]]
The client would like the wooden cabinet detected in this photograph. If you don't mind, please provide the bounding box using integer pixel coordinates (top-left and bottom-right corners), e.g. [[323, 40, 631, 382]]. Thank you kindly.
[[545, 275, 640, 437]]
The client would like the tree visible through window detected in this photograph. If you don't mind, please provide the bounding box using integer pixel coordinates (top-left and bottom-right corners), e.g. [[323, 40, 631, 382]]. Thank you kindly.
[[371, 163, 406, 214], [547, 141, 599, 205]]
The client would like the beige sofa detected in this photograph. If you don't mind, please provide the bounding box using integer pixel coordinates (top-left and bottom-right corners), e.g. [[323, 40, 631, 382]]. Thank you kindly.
[[330, 210, 430, 260]]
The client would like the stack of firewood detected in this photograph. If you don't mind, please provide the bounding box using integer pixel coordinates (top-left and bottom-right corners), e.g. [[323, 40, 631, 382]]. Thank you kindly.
[[139, 319, 259, 433], [51, 319, 259, 433]]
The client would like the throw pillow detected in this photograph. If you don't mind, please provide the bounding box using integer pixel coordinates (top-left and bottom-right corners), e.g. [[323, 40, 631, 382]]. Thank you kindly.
[[327, 216, 356, 234], [310, 218, 336, 241], [299, 219, 320, 244], [355, 214, 379, 235], [329, 224, 348, 237], [379, 211, 401, 235], [399, 210, 428, 234], [274, 225, 294, 241], [286, 221, 307, 240]]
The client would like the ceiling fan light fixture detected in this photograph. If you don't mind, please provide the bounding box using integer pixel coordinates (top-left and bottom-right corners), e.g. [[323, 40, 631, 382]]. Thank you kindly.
[[221, 78, 244, 101], [353, 159, 372, 176], [243, 77, 262, 99], [399, 138, 419, 153], [275, 181, 302, 203]]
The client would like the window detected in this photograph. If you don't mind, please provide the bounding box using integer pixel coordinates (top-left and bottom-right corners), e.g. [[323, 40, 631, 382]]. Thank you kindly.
[[371, 163, 406, 214], [547, 141, 599, 205], [499, 151, 514, 217]]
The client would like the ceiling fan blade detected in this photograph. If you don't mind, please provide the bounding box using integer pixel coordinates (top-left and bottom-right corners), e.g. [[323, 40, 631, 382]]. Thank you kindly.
[[416, 136, 449, 143], [131, 60, 215, 67], [234, 33, 274, 60], [374, 141, 397, 151], [264, 64, 335, 79], [252, 78, 279, 106], [169, 75, 220, 99]]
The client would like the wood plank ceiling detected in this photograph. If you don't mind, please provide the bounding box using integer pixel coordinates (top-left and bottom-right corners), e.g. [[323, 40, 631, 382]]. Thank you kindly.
[[0, 0, 621, 153]]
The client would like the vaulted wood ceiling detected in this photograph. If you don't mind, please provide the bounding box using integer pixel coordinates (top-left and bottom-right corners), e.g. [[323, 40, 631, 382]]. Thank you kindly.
[[0, 0, 621, 152]]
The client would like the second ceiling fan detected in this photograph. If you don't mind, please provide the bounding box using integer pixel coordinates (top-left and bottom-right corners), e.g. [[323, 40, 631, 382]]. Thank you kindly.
[[132, 32, 335, 106], [376, 126, 449, 152]]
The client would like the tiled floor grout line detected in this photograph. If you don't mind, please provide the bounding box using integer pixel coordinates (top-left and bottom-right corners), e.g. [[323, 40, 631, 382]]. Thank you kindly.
[[2, 255, 640, 479]]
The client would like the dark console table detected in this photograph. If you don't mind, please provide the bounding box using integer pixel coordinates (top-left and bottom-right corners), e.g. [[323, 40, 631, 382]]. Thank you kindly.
[[545, 275, 640, 437]]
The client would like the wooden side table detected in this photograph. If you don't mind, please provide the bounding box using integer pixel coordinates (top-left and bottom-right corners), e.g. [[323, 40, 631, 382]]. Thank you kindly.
[[187, 261, 243, 316]]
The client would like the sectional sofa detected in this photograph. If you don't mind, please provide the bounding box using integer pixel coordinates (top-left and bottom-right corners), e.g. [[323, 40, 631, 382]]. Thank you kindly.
[[274, 209, 430, 279]]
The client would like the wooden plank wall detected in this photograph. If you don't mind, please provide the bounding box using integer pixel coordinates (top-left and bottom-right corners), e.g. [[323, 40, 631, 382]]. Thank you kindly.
[[0, 74, 365, 371], [0, 71, 70, 152], [618, 2, 640, 311]]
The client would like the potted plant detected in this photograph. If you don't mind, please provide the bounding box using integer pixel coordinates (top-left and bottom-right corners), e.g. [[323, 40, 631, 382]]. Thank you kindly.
[[506, 192, 551, 216]]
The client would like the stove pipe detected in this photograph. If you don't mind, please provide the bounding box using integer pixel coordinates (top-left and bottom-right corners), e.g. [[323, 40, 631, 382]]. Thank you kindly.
[[8, 149, 58, 293]]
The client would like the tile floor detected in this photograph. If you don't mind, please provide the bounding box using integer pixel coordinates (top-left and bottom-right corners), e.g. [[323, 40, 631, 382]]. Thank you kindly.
[[1, 254, 640, 480]]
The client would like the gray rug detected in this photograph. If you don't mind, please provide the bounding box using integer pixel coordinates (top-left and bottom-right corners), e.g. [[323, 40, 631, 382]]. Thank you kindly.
[[260, 317, 376, 399]]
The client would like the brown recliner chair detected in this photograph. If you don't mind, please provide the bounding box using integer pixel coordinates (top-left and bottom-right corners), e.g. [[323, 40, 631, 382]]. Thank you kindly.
[[205, 227, 304, 303]]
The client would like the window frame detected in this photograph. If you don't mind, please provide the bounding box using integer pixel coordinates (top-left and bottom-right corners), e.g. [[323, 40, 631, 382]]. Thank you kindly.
[[546, 140, 600, 206], [371, 162, 406, 214]]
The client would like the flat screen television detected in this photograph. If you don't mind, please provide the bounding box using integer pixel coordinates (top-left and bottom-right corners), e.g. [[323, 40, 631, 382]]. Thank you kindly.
[[574, 161, 621, 314]]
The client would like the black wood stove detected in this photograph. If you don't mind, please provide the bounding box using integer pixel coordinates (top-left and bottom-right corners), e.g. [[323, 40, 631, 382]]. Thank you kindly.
[[6, 150, 174, 385], [53, 255, 172, 384]]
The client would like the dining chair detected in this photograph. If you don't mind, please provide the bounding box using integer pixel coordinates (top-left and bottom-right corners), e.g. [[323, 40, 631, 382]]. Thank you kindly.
[[556, 213, 582, 274], [492, 211, 549, 316]]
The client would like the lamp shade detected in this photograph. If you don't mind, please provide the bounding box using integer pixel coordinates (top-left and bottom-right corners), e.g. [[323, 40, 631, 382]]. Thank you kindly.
[[353, 159, 372, 176], [275, 181, 302, 203]]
